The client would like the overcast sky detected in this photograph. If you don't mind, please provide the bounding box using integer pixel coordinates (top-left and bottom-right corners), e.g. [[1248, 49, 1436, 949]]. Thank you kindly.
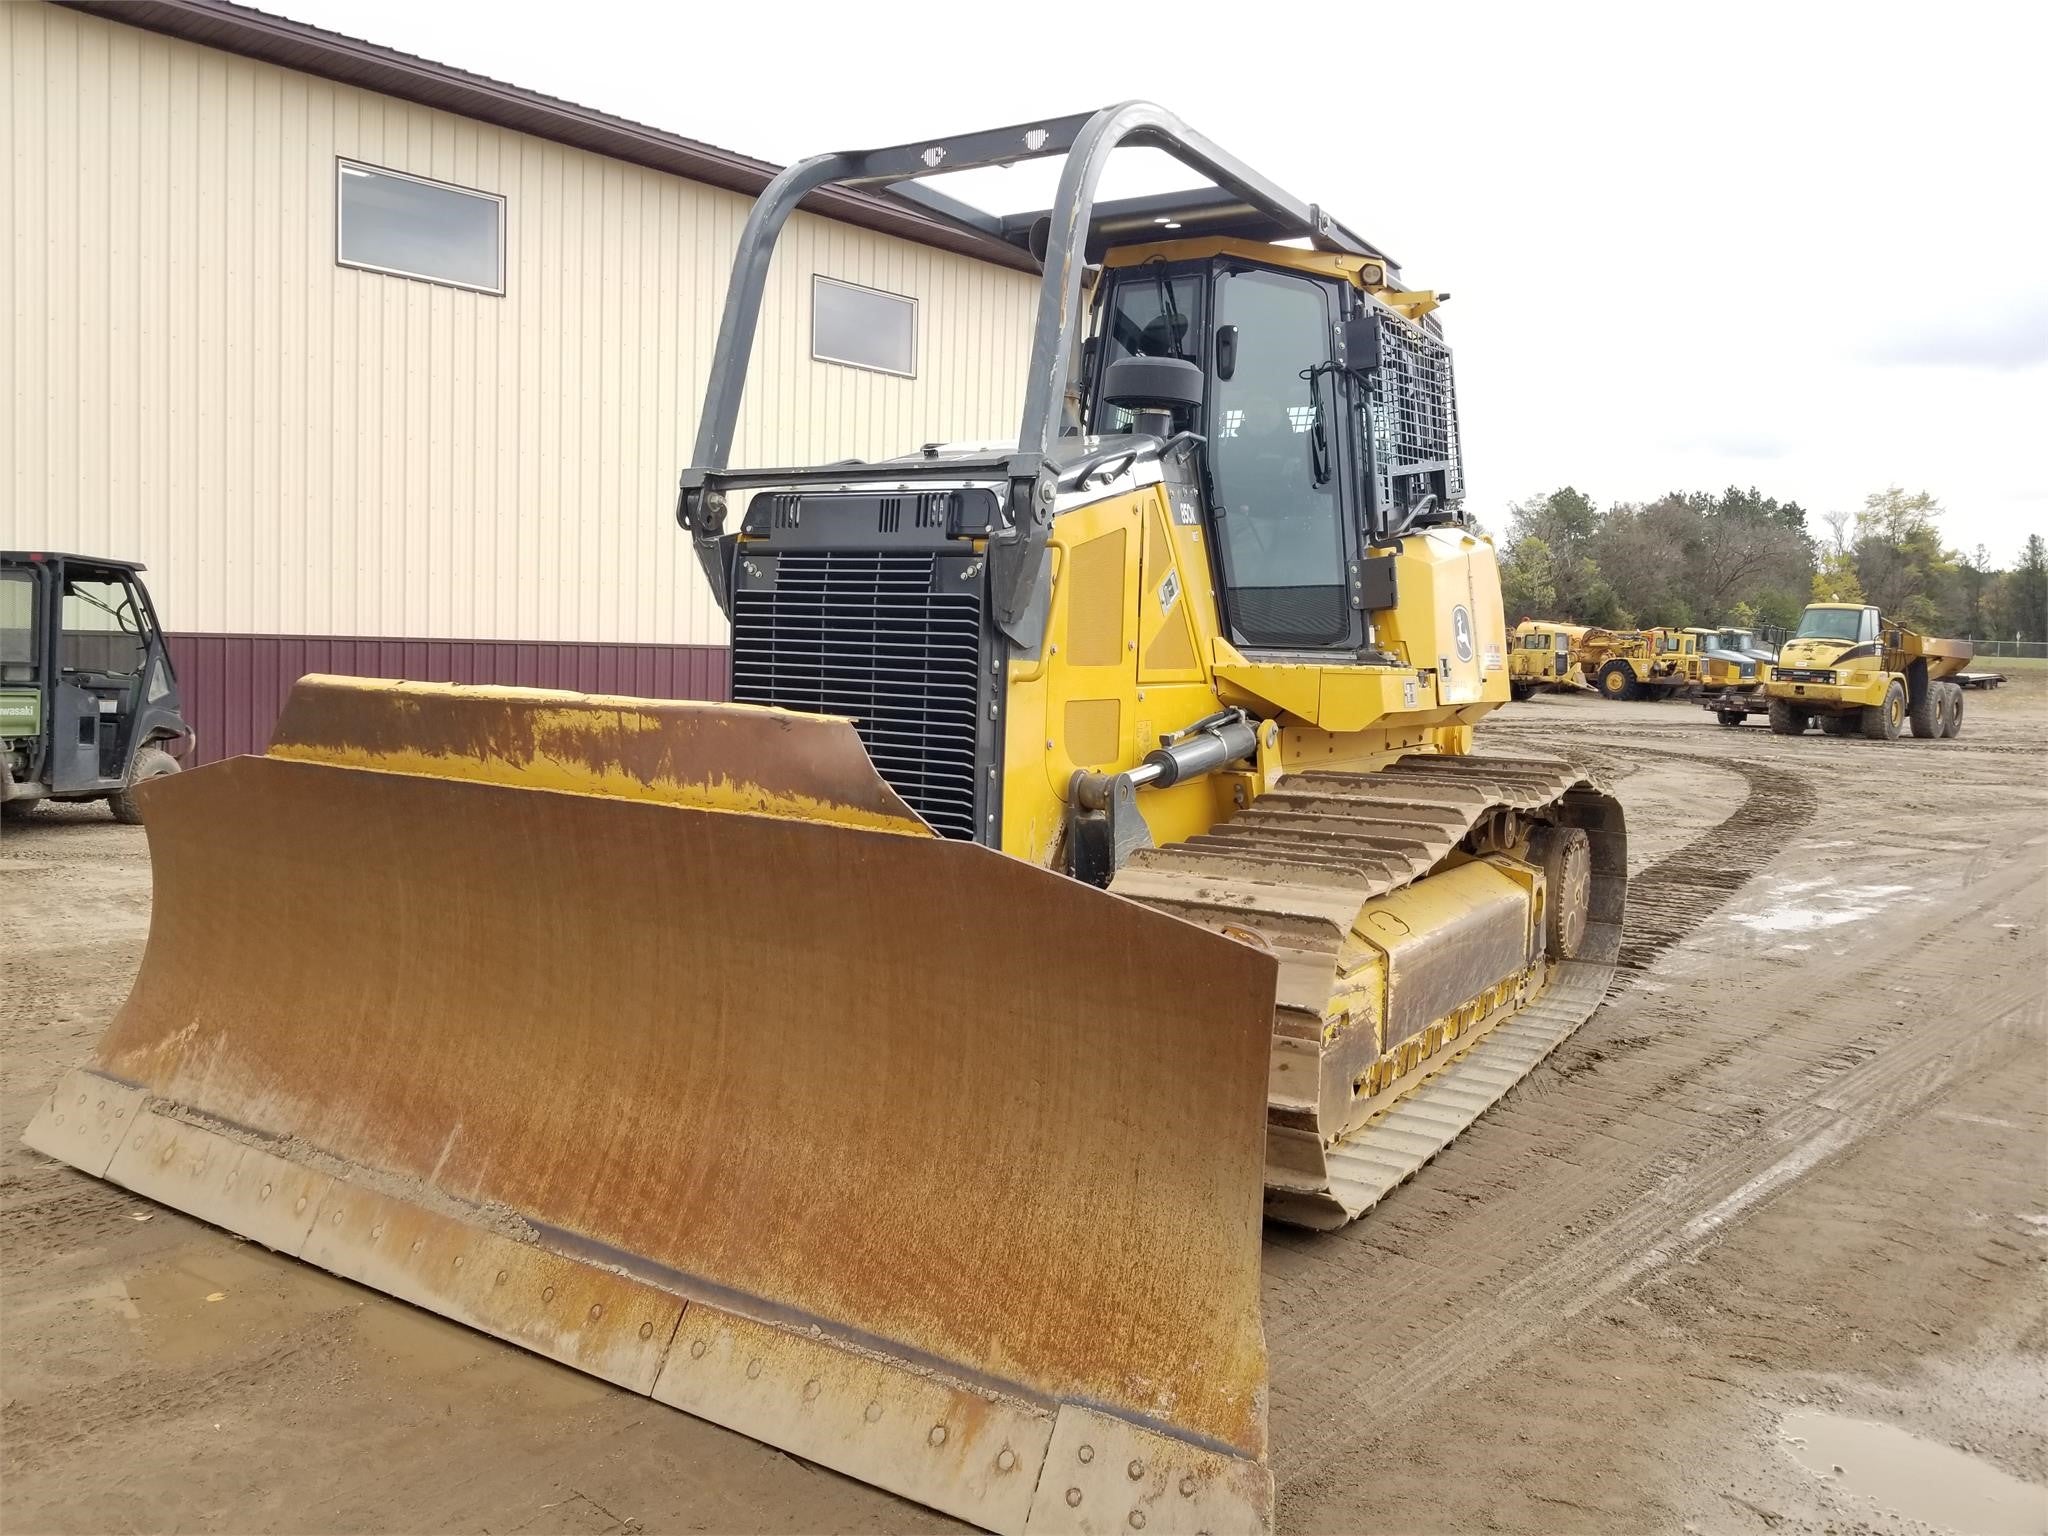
[[277, 0, 2046, 563]]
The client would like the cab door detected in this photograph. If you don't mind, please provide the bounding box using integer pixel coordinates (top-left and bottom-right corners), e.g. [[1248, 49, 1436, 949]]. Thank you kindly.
[[1205, 265, 1361, 652], [50, 565, 152, 792]]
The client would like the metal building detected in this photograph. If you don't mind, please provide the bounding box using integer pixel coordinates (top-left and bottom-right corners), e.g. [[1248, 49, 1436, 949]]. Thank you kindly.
[[2, 0, 1038, 759]]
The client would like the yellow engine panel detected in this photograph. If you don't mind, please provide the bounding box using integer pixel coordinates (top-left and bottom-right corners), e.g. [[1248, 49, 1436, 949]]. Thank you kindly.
[[1000, 486, 1515, 865]]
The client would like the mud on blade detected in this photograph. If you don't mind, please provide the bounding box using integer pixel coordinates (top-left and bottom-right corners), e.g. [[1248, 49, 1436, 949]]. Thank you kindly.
[[24, 678, 1279, 1535]]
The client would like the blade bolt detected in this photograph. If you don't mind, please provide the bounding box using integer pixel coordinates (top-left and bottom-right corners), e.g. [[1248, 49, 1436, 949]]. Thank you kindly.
[[1065, 1489, 1083, 1508], [1179, 1476, 1197, 1497], [1127, 1460, 1144, 1480], [1078, 1445, 1095, 1464], [745, 1359, 762, 1380], [638, 1322, 654, 1340], [1129, 1514, 1146, 1530], [588, 1304, 604, 1321], [996, 1449, 1016, 1472], [690, 1340, 707, 1360], [928, 1425, 947, 1447]]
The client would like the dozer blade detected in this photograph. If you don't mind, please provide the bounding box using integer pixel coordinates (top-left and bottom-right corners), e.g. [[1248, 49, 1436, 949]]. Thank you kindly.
[[24, 677, 1279, 1536]]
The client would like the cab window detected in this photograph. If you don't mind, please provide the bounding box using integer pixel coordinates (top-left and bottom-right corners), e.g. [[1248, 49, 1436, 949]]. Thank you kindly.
[[1207, 266, 1354, 649], [2, 569, 35, 683], [61, 575, 148, 677], [1092, 265, 1203, 433], [1793, 608, 1865, 642]]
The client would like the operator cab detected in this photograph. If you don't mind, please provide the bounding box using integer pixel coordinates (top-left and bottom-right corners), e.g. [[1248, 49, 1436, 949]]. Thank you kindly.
[[1073, 246, 1463, 655]]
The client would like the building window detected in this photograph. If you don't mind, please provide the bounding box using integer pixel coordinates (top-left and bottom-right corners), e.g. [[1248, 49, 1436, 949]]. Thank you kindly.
[[811, 276, 916, 377], [337, 161, 504, 295]]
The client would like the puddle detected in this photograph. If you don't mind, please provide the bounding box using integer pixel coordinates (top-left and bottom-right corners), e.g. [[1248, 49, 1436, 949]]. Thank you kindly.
[[1779, 1410, 2048, 1535], [128, 1242, 355, 1364], [1731, 882, 1921, 934]]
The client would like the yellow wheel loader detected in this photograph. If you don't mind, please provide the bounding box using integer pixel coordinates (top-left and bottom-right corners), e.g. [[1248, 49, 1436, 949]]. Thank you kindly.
[[1765, 602, 1973, 739], [25, 105, 1625, 1535]]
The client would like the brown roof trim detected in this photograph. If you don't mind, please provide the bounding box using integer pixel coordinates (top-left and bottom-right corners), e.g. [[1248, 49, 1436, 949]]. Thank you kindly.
[[54, 0, 1039, 275]]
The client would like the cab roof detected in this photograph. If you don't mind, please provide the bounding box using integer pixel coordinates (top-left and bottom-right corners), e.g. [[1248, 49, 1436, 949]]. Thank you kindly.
[[3, 551, 147, 571]]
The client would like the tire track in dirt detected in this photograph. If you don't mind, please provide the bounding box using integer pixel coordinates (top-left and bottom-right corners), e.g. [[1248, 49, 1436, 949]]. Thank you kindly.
[[1263, 746, 1831, 1485], [0, 1310, 362, 1475], [1610, 753, 1820, 972], [1269, 846, 2041, 1516]]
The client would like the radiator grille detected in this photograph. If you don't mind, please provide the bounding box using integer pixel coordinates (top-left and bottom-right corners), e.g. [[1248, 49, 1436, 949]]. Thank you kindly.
[[731, 551, 986, 840]]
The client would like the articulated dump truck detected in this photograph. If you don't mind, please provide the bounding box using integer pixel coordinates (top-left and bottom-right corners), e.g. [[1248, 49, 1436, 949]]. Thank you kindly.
[[26, 105, 1626, 1534], [1765, 602, 1973, 739]]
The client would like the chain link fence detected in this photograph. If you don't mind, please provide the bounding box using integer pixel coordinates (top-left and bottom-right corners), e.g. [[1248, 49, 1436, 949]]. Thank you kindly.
[[1963, 638, 2048, 660]]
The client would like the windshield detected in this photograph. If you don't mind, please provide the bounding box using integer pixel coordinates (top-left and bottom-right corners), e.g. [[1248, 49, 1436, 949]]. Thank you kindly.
[[1795, 608, 1865, 641]]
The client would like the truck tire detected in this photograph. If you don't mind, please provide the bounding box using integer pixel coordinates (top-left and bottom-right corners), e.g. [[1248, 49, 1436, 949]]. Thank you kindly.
[[1943, 682, 1965, 739], [1819, 714, 1857, 735], [1909, 682, 1942, 738], [1767, 698, 1809, 735], [1716, 709, 1747, 727], [110, 745, 180, 824], [1596, 661, 1639, 702], [1861, 679, 1905, 741]]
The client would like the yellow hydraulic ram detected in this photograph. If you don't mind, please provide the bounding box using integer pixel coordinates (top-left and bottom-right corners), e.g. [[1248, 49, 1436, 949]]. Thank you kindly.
[[26, 676, 1280, 1535]]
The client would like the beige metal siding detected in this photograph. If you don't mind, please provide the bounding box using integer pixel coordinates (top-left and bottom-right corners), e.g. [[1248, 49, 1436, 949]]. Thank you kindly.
[[1, 2, 1038, 645]]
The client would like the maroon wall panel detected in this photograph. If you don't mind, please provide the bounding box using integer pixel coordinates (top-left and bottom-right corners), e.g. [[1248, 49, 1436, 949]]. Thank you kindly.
[[165, 633, 731, 764]]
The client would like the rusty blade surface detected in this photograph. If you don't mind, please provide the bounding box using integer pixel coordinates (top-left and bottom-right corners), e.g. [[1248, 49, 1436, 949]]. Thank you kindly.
[[267, 674, 932, 832], [82, 736, 1276, 1464]]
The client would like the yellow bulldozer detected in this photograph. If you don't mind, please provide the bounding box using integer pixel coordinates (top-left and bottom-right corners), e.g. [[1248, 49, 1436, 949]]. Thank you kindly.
[[25, 105, 1626, 1535], [1765, 601, 1973, 738]]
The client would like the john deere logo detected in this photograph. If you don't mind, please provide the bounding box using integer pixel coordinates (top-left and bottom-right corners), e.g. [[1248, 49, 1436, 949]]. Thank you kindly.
[[1452, 605, 1475, 664]]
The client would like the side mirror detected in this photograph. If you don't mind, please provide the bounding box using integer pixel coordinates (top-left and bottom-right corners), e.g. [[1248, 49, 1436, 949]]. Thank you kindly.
[[1214, 324, 1238, 382]]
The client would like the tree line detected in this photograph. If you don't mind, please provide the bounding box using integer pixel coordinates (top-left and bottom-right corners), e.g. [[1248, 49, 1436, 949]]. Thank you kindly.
[[1492, 485, 2047, 642]]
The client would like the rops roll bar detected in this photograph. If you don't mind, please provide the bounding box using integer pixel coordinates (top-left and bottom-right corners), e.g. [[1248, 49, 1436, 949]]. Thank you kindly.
[[676, 101, 1376, 641]]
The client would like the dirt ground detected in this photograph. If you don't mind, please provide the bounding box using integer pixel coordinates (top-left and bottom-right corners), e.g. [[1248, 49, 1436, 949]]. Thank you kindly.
[[4, 678, 2044, 1536]]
